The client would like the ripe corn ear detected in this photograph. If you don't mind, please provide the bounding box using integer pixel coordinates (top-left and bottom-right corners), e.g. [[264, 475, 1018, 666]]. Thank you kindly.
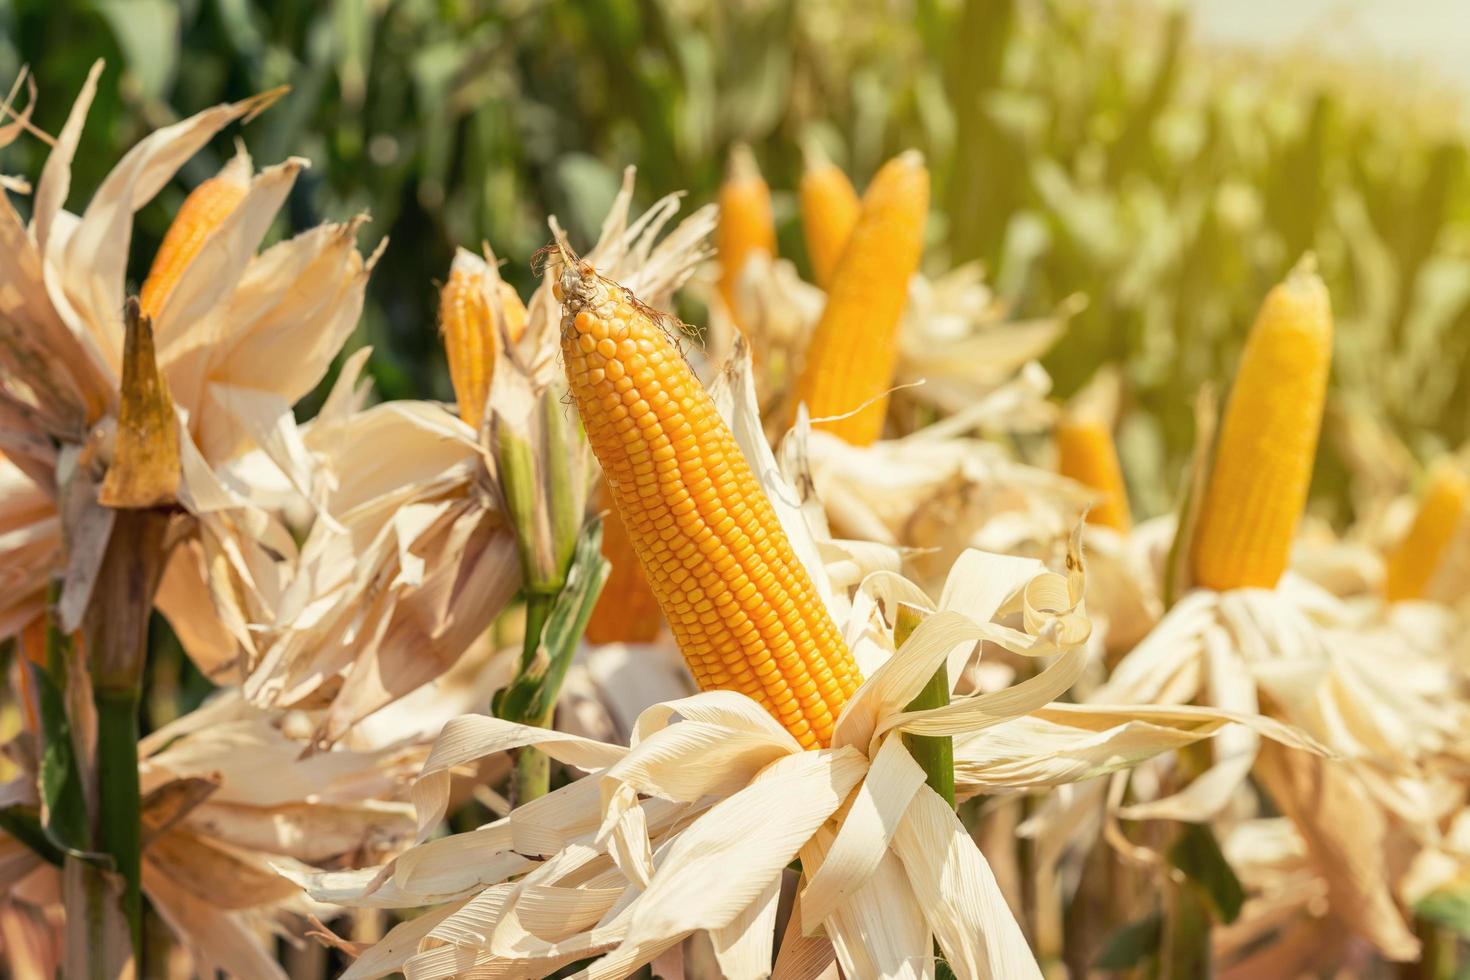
[[1192, 259, 1333, 591], [139, 151, 251, 319], [716, 144, 776, 323], [586, 478, 664, 645], [1385, 461, 1469, 601], [440, 250, 527, 430], [1056, 414, 1132, 531], [800, 141, 860, 289], [793, 150, 928, 446], [558, 260, 861, 748]]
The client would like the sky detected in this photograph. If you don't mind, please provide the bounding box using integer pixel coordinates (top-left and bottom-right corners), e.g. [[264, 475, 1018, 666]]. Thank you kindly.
[[1185, 0, 1470, 110]]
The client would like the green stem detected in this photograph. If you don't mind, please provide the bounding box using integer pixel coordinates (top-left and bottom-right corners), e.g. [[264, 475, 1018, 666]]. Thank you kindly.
[[509, 591, 556, 806], [79, 508, 169, 971], [37, 580, 89, 850], [1162, 878, 1211, 980], [1401, 916, 1452, 980], [95, 688, 143, 958], [895, 604, 955, 808], [514, 725, 552, 806], [71, 858, 123, 980], [520, 592, 555, 675]]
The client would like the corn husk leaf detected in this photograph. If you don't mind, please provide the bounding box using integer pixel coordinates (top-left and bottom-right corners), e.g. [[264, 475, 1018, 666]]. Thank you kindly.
[[98, 301, 179, 508]]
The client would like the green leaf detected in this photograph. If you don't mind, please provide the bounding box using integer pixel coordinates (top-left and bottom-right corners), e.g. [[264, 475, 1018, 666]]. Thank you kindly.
[[1094, 911, 1162, 970], [96, 0, 180, 99], [1168, 821, 1245, 924], [1416, 888, 1470, 937], [0, 805, 64, 868], [495, 519, 610, 725], [34, 592, 89, 855], [555, 154, 622, 246]]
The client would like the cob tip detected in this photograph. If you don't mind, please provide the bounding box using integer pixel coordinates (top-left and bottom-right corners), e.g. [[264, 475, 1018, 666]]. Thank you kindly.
[[556, 253, 600, 317], [895, 148, 926, 169], [801, 136, 834, 174], [447, 245, 483, 279], [725, 142, 762, 183], [218, 141, 254, 188], [1288, 250, 1319, 282]]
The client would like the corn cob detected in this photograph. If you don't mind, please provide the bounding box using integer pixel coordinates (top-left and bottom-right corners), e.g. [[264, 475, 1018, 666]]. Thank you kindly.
[[1192, 259, 1333, 591], [1056, 413, 1132, 531], [439, 250, 528, 430], [799, 141, 860, 289], [501, 279, 528, 346], [585, 478, 664, 644], [792, 150, 928, 446], [139, 150, 251, 320], [558, 260, 861, 748], [716, 144, 776, 323], [1385, 461, 1469, 601]]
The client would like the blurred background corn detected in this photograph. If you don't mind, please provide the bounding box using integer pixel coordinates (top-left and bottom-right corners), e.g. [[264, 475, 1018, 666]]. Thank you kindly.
[[716, 143, 776, 326], [799, 140, 860, 289], [1384, 460, 1470, 601], [138, 149, 250, 320], [585, 479, 664, 645], [23, 0, 1469, 514], [1192, 259, 1334, 591], [1056, 413, 1133, 532], [793, 150, 928, 446], [558, 261, 861, 749]]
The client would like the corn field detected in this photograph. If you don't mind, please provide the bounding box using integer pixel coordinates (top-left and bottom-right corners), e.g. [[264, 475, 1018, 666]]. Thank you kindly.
[[1, 0, 1469, 978]]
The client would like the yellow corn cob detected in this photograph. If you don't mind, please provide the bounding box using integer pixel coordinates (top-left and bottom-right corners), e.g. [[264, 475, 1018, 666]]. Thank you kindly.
[[439, 250, 527, 430], [139, 150, 251, 320], [585, 479, 664, 645], [1056, 414, 1132, 531], [1385, 461, 1469, 601], [792, 150, 928, 446], [501, 282, 528, 346], [558, 260, 861, 748], [1192, 259, 1333, 591], [716, 144, 776, 322], [800, 141, 860, 290]]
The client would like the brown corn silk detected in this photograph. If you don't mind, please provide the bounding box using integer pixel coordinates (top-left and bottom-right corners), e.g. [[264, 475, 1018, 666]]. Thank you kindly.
[[558, 261, 861, 749]]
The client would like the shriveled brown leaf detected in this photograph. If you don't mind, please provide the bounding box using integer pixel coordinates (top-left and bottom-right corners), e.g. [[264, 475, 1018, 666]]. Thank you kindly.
[[99, 301, 178, 508]]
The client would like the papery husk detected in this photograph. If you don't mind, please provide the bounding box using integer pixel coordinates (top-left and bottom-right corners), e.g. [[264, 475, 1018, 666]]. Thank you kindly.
[[0, 66, 373, 650], [0, 896, 58, 980], [1040, 573, 1463, 964], [0, 687, 422, 980], [1252, 741, 1421, 961], [214, 396, 520, 745], [0, 456, 56, 638], [717, 234, 1074, 426], [519, 166, 715, 389], [780, 382, 1165, 665], [288, 351, 1323, 979]]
